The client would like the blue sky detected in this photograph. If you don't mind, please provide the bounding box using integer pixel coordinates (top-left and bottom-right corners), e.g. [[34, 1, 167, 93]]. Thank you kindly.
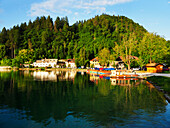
[[0, 0, 170, 40]]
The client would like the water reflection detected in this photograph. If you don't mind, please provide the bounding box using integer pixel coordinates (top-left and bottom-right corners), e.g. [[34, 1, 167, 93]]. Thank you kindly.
[[0, 71, 169, 127], [90, 74, 140, 86], [22, 70, 77, 81]]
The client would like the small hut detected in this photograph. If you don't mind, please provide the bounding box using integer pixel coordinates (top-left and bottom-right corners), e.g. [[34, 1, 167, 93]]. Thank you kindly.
[[145, 63, 163, 73]]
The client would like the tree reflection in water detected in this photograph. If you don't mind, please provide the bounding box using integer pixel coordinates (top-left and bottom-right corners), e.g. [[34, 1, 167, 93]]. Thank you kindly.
[[0, 71, 169, 127]]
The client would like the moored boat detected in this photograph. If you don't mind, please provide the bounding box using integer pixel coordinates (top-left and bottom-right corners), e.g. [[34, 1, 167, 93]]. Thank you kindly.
[[87, 68, 115, 76], [110, 70, 138, 78]]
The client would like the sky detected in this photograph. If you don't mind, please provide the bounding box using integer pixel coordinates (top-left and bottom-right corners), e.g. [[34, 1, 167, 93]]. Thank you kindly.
[[0, 0, 170, 40]]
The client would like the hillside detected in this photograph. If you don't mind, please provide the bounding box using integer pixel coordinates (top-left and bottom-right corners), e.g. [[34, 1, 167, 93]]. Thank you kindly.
[[1, 14, 167, 67]]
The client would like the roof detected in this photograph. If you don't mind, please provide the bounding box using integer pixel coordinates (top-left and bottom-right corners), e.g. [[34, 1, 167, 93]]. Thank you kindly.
[[59, 59, 66, 62], [116, 56, 139, 61], [67, 59, 75, 63], [133, 56, 139, 60], [36, 60, 43, 63], [90, 57, 99, 62], [35, 59, 57, 63], [145, 63, 163, 67]]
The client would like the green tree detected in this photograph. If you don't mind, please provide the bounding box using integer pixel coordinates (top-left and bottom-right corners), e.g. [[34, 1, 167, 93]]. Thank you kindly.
[[137, 33, 150, 68], [46, 15, 53, 31], [11, 57, 21, 67], [0, 14, 159, 65], [0, 45, 6, 59], [139, 32, 168, 64], [165, 40, 170, 66], [98, 48, 110, 67], [17, 49, 34, 64], [79, 47, 86, 66], [0, 27, 8, 44], [0, 58, 11, 66], [113, 33, 137, 70]]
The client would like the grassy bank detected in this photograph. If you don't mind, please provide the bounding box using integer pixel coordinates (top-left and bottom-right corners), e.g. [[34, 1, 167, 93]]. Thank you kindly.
[[147, 76, 170, 94]]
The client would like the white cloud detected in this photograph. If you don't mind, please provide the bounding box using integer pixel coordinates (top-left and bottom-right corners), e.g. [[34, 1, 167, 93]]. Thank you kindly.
[[84, 0, 132, 6], [29, 0, 72, 16], [168, 2, 170, 3], [29, 0, 133, 17], [74, 12, 78, 15]]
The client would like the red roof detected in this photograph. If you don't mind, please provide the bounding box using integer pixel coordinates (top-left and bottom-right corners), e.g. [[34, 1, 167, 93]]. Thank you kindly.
[[90, 57, 99, 62], [67, 59, 75, 63]]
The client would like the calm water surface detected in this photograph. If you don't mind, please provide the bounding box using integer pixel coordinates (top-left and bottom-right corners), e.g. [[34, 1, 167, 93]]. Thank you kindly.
[[0, 71, 170, 128]]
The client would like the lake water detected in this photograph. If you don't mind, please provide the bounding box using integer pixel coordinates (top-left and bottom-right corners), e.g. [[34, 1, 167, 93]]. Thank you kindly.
[[0, 71, 170, 128]]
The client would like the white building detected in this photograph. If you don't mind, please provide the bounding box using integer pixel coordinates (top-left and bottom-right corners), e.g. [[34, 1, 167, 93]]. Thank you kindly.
[[33, 58, 58, 68], [90, 57, 101, 68], [65, 59, 76, 68]]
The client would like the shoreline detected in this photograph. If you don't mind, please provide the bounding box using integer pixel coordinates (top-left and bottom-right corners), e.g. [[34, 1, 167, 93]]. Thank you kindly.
[[19, 68, 87, 72], [146, 79, 170, 103], [0, 66, 169, 76], [0, 67, 87, 72]]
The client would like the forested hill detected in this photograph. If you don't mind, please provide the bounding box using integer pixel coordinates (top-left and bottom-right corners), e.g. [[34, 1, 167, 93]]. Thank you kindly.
[[0, 14, 157, 67]]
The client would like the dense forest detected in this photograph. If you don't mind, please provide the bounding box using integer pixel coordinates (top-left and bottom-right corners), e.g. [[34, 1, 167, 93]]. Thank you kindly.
[[0, 14, 169, 67]]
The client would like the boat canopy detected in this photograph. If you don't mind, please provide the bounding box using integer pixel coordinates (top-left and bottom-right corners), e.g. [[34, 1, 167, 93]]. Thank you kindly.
[[103, 68, 115, 70], [94, 68, 115, 70]]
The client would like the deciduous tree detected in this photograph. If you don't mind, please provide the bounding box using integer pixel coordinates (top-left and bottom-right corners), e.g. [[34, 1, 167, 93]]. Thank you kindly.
[[98, 48, 110, 67], [113, 33, 137, 70]]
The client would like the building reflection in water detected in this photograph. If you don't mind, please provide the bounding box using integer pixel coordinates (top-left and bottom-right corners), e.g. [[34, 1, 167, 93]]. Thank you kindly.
[[90, 74, 100, 84], [0, 69, 11, 72], [0, 70, 168, 128], [110, 78, 139, 86], [89, 74, 157, 92], [89, 74, 143, 86], [23, 70, 77, 81], [23, 71, 157, 93]]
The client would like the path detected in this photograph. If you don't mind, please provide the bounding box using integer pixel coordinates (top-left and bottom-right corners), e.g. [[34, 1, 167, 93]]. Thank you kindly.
[[151, 73, 170, 77], [137, 72, 170, 78]]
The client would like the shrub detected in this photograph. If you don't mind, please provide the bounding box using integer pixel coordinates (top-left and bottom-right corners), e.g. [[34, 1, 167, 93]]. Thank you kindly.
[[29, 65, 33, 68], [0, 59, 12, 66]]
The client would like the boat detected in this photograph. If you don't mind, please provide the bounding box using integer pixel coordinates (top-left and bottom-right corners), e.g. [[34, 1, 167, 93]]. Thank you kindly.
[[110, 70, 138, 78], [87, 68, 115, 76]]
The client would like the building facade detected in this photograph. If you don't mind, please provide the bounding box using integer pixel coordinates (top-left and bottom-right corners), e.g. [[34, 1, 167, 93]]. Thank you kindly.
[[145, 63, 163, 73], [33, 58, 58, 68], [90, 57, 101, 68], [65, 59, 76, 68]]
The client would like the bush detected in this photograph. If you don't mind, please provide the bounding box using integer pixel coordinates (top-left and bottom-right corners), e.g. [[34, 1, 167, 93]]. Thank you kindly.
[[0, 59, 12, 66], [90, 64, 94, 68], [11, 58, 21, 67], [40, 67, 45, 70], [29, 65, 33, 68], [163, 71, 170, 73]]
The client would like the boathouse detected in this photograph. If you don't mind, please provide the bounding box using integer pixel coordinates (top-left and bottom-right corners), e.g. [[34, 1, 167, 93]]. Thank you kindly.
[[145, 63, 163, 73]]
